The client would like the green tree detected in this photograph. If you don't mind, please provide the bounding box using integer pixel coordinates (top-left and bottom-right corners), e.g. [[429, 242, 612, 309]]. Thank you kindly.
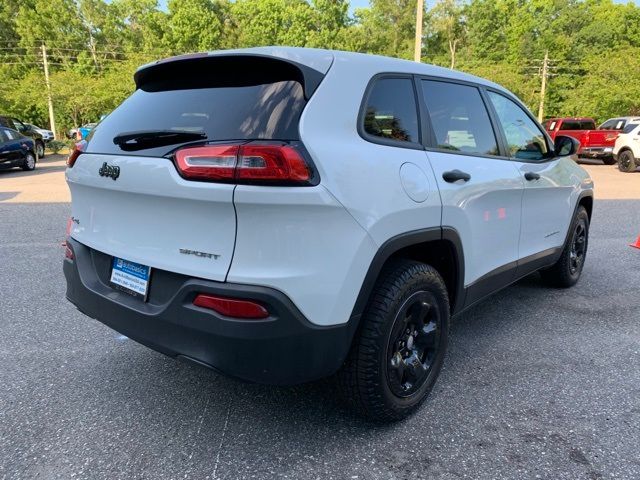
[[562, 47, 640, 121], [348, 0, 419, 59], [429, 0, 465, 69], [164, 0, 228, 53]]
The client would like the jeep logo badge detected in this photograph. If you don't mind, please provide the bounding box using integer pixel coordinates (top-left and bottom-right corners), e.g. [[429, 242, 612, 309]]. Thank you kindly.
[[98, 162, 120, 180]]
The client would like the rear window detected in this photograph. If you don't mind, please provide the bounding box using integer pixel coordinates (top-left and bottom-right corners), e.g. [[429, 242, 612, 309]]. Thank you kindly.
[[560, 120, 592, 130], [87, 57, 311, 157]]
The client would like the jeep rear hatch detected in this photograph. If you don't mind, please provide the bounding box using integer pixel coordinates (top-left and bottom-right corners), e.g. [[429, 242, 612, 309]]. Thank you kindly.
[[66, 53, 328, 282]]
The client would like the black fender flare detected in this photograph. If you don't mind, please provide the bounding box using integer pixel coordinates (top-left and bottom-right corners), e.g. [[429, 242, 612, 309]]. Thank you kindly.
[[349, 227, 466, 322]]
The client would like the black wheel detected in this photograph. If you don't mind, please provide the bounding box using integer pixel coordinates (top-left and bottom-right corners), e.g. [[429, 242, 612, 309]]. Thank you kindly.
[[35, 141, 45, 158], [602, 156, 616, 165], [337, 259, 449, 421], [540, 206, 589, 288], [617, 150, 636, 172], [21, 152, 36, 171]]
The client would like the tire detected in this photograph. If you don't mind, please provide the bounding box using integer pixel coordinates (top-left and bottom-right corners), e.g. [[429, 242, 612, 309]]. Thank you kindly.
[[35, 141, 45, 158], [540, 206, 589, 288], [22, 152, 36, 171], [602, 156, 616, 165], [337, 259, 450, 421], [617, 150, 636, 172]]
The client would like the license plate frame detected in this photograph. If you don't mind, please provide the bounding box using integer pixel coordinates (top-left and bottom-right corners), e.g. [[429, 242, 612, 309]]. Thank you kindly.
[[109, 257, 151, 301]]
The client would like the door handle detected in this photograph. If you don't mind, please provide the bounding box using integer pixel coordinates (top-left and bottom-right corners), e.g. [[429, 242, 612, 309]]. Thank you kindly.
[[524, 172, 540, 181], [442, 170, 471, 183]]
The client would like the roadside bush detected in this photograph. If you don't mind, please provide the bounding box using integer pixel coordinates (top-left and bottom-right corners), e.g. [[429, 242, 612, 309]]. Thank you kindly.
[[47, 140, 66, 154]]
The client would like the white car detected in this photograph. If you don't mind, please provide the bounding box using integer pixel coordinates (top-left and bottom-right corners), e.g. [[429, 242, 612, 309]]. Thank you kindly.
[[613, 119, 640, 172], [63, 48, 594, 421], [26, 123, 54, 143]]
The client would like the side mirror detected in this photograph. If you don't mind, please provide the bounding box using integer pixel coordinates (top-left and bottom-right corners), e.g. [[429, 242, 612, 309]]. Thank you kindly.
[[554, 135, 580, 157]]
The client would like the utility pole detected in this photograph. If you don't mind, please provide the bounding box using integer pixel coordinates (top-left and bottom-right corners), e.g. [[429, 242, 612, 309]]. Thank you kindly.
[[537, 50, 549, 123], [41, 44, 57, 140], [414, 0, 424, 62]]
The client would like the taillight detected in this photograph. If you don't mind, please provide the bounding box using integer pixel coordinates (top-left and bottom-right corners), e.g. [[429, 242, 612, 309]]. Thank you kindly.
[[67, 140, 87, 168], [193, 294, 269, 319], [175, 145, 239, 181], [174, 144, 313, 185]]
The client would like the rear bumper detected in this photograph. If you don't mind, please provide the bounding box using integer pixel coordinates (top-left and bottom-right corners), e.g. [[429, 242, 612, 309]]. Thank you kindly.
[[579, 147, 613, 158], [63, 238, 355, 385]]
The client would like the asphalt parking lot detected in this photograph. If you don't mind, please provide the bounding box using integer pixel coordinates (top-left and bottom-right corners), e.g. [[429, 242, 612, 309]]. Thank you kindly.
[[1, 155, 639, 479]]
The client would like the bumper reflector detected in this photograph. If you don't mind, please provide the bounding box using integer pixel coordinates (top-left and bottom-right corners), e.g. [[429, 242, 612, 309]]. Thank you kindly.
[[193, 294, 269, 319]]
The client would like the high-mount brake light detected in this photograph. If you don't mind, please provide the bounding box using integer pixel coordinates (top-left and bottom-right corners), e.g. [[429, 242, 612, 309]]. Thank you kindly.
[[66, 140, 87, 168], [174, 144, 312, 185]]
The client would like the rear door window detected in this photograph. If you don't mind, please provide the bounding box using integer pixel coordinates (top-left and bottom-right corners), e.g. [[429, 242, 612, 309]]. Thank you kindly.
[[362, 77, 419, 144], [421, 80, 499, 156], [580, 120, 596, 130], [87, 61, 310, 157]]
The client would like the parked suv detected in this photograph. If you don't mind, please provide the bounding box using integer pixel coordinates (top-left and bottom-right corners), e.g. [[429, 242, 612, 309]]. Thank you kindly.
[[63, 48, 594, 420], [0, 115, 46, 158], [613, 119, 640, 172]]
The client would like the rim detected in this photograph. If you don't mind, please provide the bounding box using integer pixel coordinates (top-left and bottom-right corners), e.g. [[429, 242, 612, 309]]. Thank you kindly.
[[569, 220, 587, 274], [386, 291, 441, 397], [37, 143, 44, 156], [620, 152, 634, 170], [26, 154, 35, 169]]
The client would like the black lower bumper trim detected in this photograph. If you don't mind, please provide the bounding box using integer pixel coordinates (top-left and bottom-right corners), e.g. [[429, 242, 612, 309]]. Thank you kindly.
[[63, 238, 355, 385]]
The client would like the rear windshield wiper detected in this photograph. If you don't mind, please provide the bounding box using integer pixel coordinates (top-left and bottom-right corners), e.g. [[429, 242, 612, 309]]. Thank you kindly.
[[113, 130, 207, 151]]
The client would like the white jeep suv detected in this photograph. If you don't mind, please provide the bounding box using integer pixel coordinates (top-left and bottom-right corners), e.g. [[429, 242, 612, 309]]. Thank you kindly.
[[63, 48, 594, 421], [612, 119, 640, 172]]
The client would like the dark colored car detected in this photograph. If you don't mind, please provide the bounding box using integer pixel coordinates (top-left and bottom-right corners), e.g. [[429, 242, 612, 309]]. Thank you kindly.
[[0, 115, 46, 158], [0, 127, 37, 171]]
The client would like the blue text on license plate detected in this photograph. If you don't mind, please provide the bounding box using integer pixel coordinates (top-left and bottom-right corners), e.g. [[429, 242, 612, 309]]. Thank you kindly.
[[110, 257, 151, 299]]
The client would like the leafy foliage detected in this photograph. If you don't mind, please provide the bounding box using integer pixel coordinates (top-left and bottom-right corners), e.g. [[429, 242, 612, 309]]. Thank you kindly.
[[1, 0, 639, 135]]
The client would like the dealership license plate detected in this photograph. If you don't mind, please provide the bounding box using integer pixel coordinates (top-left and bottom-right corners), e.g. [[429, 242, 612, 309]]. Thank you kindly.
[[109, 257, 151, 300]]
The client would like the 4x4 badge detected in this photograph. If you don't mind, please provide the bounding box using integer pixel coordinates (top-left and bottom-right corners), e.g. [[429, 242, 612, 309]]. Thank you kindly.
[[98, 162, 120, 181]]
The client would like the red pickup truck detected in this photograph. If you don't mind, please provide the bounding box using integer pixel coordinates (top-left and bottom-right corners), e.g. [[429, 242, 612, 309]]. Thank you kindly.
[[544, 117, 619, 164]]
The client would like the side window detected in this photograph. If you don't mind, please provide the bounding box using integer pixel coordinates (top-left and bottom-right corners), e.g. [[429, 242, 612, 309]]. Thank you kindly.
[[12, 120, 26, 133], [622, 123, 638, 134], [488, 91, 549, 161], [4, 129, 16, 140], [421, 80, 499, 156], [599, 119, 616, 130], [580, 120, 596, 130], [362, 77, 419, 144]]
